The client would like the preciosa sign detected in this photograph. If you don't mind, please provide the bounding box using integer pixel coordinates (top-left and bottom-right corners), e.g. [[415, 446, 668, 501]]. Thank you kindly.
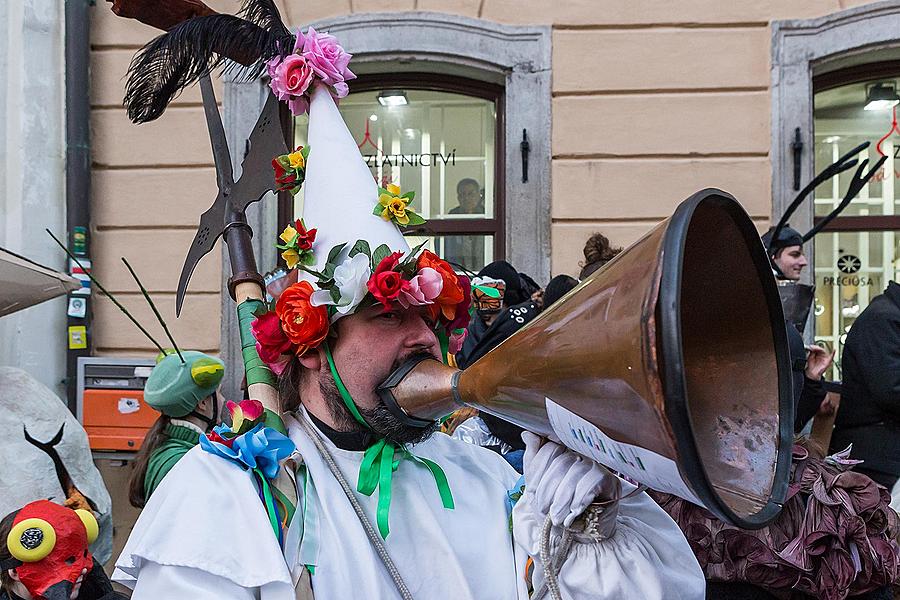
[[822, 275, 875, 286]]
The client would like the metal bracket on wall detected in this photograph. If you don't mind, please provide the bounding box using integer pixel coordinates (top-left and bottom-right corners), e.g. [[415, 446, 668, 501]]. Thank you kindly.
[[520, 129, 530, 183], [791, 127, 803, 191]]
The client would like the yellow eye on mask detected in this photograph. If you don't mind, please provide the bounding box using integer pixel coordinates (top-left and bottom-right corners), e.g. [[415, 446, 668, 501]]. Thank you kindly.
[[7, 518, 56, 563]]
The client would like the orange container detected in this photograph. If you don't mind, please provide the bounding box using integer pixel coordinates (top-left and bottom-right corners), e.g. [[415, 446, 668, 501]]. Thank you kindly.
[[82, 388, 161, 451]]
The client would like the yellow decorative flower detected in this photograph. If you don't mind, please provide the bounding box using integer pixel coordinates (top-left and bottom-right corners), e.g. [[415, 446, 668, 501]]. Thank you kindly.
[[288, 150, 305, 169], [282, 248, 300, 269], [374, 184, 425, 227], [381, 197, 410, 225], [378, 186, 411, 225], [280, 224, 298, 245]]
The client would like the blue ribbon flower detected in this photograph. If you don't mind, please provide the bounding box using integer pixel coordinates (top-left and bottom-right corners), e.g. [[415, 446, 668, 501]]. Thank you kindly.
[[200, 423, 295, 479]]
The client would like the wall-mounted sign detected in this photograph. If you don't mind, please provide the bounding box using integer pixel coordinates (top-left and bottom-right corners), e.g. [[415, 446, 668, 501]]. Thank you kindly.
[[69, 258, 91, 296], [67, 325, 88, 350], [67, 297, 87, 319]]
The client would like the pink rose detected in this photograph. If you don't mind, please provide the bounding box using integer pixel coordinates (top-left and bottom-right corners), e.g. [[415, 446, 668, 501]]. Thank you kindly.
[[398, 267, 443, 308], [298, 27, 356, 99], [268, 54, 314, 115]]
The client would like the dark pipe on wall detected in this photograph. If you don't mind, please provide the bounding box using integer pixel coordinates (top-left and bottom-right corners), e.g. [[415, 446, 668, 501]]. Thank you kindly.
[[64, 0, 92, 412]]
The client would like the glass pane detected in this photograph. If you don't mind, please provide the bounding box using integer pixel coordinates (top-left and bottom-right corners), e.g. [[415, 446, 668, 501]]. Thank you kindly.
[[293, 88, 496, 221], [813, 230, 900, 379], [405, 234, 494, 274], [814, 81, 900, 217]]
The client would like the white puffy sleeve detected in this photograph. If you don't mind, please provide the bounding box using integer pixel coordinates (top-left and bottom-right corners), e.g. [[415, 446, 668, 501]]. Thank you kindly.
[[128, 562, 260, 600], [512, 481, 705, 600], [113, 447, 295, 600]]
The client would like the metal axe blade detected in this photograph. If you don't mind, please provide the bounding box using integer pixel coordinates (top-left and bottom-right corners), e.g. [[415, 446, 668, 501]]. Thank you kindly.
[[175, 74, 287, 315]]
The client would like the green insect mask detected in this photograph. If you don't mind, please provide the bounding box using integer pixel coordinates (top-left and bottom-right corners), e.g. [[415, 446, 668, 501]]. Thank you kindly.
[[144, 351, 225, 421]]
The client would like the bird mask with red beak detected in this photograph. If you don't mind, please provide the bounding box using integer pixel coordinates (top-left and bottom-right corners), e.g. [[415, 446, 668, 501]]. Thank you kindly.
[[3, 500, 98, 600]]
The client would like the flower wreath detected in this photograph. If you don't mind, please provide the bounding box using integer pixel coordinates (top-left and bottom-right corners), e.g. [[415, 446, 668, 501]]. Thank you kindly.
[[267, 27, 356, 116], [251, 197, 471, 376]]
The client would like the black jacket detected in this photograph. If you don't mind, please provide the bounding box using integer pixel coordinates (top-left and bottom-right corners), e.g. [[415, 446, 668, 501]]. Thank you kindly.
[[786, 323, 827, 432], [455, 300, 539, 451], [830, 281, 900, 475]]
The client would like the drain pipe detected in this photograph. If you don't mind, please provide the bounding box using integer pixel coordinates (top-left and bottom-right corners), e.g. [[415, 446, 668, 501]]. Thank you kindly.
[[64, 0, 92, 413]]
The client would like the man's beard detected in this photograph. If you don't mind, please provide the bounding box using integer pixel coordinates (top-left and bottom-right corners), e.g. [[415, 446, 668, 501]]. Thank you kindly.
[[319, 352, 438, 446]]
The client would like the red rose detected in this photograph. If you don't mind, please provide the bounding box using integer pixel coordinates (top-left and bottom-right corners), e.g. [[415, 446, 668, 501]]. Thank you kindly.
[[367, 251, 407, 309], [293, 219, 317, 251], [275, 281, 329, 355], [207, 429, 236, 449], [251, 310, 293, 368], [417, 250, 464, 321]]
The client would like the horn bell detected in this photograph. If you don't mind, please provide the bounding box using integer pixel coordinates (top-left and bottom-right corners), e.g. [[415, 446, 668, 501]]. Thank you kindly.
[[385, 189, 792, 529]]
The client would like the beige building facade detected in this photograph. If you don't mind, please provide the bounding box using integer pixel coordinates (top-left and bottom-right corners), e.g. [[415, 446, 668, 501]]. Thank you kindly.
[[89, 0, 895, 376]]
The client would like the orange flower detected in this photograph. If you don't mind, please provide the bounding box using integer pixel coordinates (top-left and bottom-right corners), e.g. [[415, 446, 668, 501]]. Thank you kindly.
[[416, 250, 464, 321], [275, 281, 329, 354]]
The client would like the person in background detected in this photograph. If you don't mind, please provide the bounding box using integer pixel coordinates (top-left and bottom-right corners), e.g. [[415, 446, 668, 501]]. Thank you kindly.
[[542, 274, 578, 308], [761, 225, 834, 431], [444, 178, 485, 271], [830, 279, 900, 489], [453, 261, 542, 471], [128, 351, 225, 508], [456, 260, 536, 366], [578, 232, 623, 280], [1, 500, 125, 600]]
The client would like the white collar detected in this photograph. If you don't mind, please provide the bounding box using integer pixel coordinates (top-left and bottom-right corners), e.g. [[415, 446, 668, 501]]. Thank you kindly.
[[170, 419, 205, 435]]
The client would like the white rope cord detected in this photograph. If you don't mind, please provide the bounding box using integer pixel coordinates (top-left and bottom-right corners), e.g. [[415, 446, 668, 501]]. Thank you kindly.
[[533, 514, 571, 600], [296, 416, 415, 600]]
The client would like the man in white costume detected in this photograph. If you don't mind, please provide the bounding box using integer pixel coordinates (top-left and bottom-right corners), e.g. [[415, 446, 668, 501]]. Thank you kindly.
[[113, 27, 703, 598]]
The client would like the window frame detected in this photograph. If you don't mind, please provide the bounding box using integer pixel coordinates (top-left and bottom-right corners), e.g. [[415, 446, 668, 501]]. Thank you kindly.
[[812, 62, 900, 233], [279, 72, 507, 268]]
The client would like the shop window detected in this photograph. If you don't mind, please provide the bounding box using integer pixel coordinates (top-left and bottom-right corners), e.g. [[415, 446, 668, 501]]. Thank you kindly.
[[289, 75, 503, 274], [813, 72, 900, 378]]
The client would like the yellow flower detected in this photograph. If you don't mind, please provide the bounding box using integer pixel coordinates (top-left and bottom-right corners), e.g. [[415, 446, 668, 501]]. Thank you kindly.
[[280, 224, 297, 245], [376, 184, 419, 226], [288, 150, 305, 169], [379, 195, 409, 225], [282, 248, 300, 269]]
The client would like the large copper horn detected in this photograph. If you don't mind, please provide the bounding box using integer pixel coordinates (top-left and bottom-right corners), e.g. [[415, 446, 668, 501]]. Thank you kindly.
[[379, 189, 793, 529]]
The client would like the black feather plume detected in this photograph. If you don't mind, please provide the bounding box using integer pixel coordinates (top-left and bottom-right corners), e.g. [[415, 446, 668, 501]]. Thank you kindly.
[[124, 14, 292, 123], [239, 0, 292, 39]]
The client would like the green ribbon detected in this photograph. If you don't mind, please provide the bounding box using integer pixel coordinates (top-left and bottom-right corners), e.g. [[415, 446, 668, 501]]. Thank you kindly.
[[322, 341, 454, 538], [238, 299, 278, 388], [253, 467, 283, 545]]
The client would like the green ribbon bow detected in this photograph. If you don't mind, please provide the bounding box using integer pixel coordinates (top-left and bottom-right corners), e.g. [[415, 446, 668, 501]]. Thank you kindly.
[[322, 342, 454, 538]]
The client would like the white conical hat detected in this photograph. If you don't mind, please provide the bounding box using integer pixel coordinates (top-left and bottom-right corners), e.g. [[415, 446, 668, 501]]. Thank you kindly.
[[302, 83, 409, 272]]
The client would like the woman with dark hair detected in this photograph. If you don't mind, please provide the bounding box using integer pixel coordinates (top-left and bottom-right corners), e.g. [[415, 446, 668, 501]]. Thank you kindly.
[[128, 351, 224, 508], [1, 501, 125, 600], [542, 274, 578, 308], [578, 232, 623, 280]]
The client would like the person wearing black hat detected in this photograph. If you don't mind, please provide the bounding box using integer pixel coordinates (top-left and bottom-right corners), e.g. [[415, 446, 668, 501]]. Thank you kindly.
[[760, 225, 809, 281], [453, 261, 540, 470], [761, 225, 834, 432]]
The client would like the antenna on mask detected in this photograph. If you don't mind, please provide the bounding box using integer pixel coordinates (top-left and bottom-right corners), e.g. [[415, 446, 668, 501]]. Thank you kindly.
[[121, 257, 185, 364], [47, 229, 168, 356]]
